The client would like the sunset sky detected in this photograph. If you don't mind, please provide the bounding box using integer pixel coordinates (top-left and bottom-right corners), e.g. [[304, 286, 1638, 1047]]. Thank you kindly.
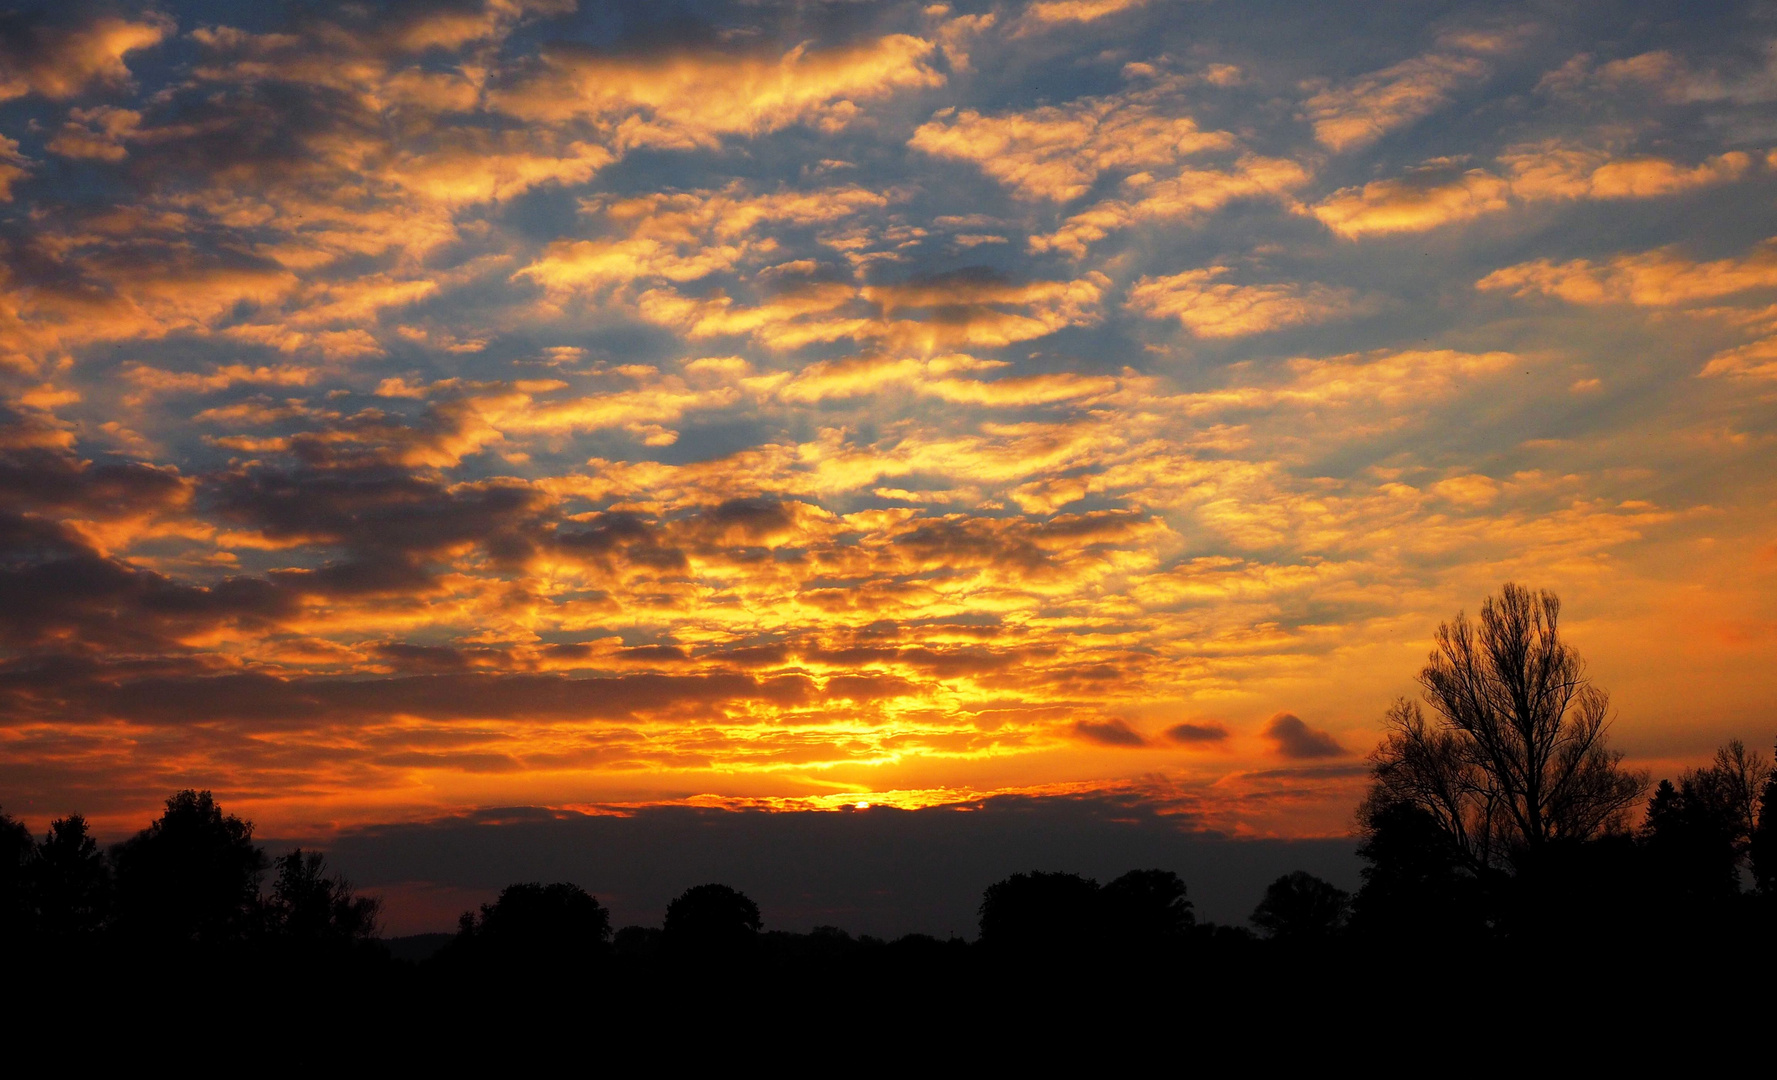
[[2, 0, 1774, 896]]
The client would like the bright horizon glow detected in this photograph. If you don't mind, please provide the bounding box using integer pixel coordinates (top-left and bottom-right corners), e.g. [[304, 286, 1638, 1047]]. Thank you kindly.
[[0, 0, 1773, 845]]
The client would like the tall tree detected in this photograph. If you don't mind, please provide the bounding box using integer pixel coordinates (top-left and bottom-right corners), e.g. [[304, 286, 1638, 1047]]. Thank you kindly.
[[31, 814, 109, 938], [1750, 741, 1777, 896], [1365, 584, 1647, 873], [265, 849, 380, 947], [111, 790, 266, 947], [0, 808, 31, 940]]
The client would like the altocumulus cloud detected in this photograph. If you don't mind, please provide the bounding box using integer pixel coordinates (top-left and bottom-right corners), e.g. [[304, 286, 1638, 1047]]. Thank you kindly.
[[0, 0, 1773, 847]]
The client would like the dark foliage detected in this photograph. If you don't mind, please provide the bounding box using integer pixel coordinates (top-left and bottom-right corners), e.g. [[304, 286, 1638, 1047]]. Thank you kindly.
[[1755, 743, 1777, 896], [1352, 798, 1488, 943], [977, 870, 1102, 956], [31, 814, 109, 939], [664, 882, 761, 959], [266, 849, 381, 949], [451, 880, 611, 967], [110, 789, 267, 947], [1101, 868, 1195, 946], [1250, 871, 1350, 942], [0, 807, 29, 941]]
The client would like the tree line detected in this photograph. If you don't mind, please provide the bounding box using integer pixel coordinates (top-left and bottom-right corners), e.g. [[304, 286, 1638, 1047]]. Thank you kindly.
[[4, 585, 1774, 998]]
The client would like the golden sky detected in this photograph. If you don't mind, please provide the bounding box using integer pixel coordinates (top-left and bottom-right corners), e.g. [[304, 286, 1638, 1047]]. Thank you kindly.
[[2, 0, 1774, 844]]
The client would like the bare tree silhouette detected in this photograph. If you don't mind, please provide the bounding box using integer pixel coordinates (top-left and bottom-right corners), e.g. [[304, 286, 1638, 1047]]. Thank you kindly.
[[1363, 584, 1647, 874], [1754, 742, 1777, 897]]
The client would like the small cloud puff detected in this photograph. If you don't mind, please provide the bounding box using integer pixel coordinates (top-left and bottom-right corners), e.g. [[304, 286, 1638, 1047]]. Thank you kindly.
[[1263, 713, 1345, 759], [1074, 717, 1148, 746], [1164, 722, 1229, 743]]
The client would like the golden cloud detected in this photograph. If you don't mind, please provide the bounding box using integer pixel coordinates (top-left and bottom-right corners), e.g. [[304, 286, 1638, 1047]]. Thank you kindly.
[[1302, 53, 1489, 153], [1315, 143, 1753, 237], [490, 34, 945, 148], [1023, 0, 1153, 25], [1031, 156, 1311, 257], [0, 13, 171, 102], [909, 94, 1234, 201], [1126, 267, 1365, 337], [515, 185, 888, 298], [1476, 243, 1777, 306], [1312, 165, 1511, 237]]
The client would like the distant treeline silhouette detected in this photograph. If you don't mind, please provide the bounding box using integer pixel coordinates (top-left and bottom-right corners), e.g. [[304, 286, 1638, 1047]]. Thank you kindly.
[[5, 585, 1776, 1015]]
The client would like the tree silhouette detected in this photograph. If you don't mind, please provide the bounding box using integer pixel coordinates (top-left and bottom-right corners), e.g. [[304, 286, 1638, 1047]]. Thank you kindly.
[[265, 849, 381, 948], [977, 870, 1100, 956], [1696, 738, 1768, 862], [1352, 798, 1485, 943], [0, 808, 30, 941], [31, 814, 109, 939], [1250, 871, 1350, 942], [1640, 739, 1770, 912], [453, 881, 613, 969], [1642, 777, 1741, 900], [1366, 584, 1647, 873], [1753, 742, 1777, 896], [1101, 868, 1194, 947], [663, 883, 761, 957], [111, 790, 266, 947]]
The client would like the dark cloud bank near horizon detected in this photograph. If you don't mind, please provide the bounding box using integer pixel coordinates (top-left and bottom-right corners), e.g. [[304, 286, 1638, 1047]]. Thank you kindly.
[[277, 792, 1362, 938]]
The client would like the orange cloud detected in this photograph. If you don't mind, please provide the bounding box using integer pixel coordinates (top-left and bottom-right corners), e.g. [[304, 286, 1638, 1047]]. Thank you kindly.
[[1702, 337, 1777, 381], [1031, 156, 1310, 257], [1311, 165, 1511, 237], [1477, 243, 1777, 306], [491, 34, 945, 148], [46, 106, 142, 161], [515, 185, 889, 297], [0, 136, 27, 201], [0, 12, 171, 102], [1311, 144, 1748, 237], [1502, 142, 1751, 200], [1126, 267, 1365, 337], [1302, 53, 1489, 153], [909, 93, 1234, 201], [634, 270, 1107, 353], [1023, 0, 1153, 25]]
